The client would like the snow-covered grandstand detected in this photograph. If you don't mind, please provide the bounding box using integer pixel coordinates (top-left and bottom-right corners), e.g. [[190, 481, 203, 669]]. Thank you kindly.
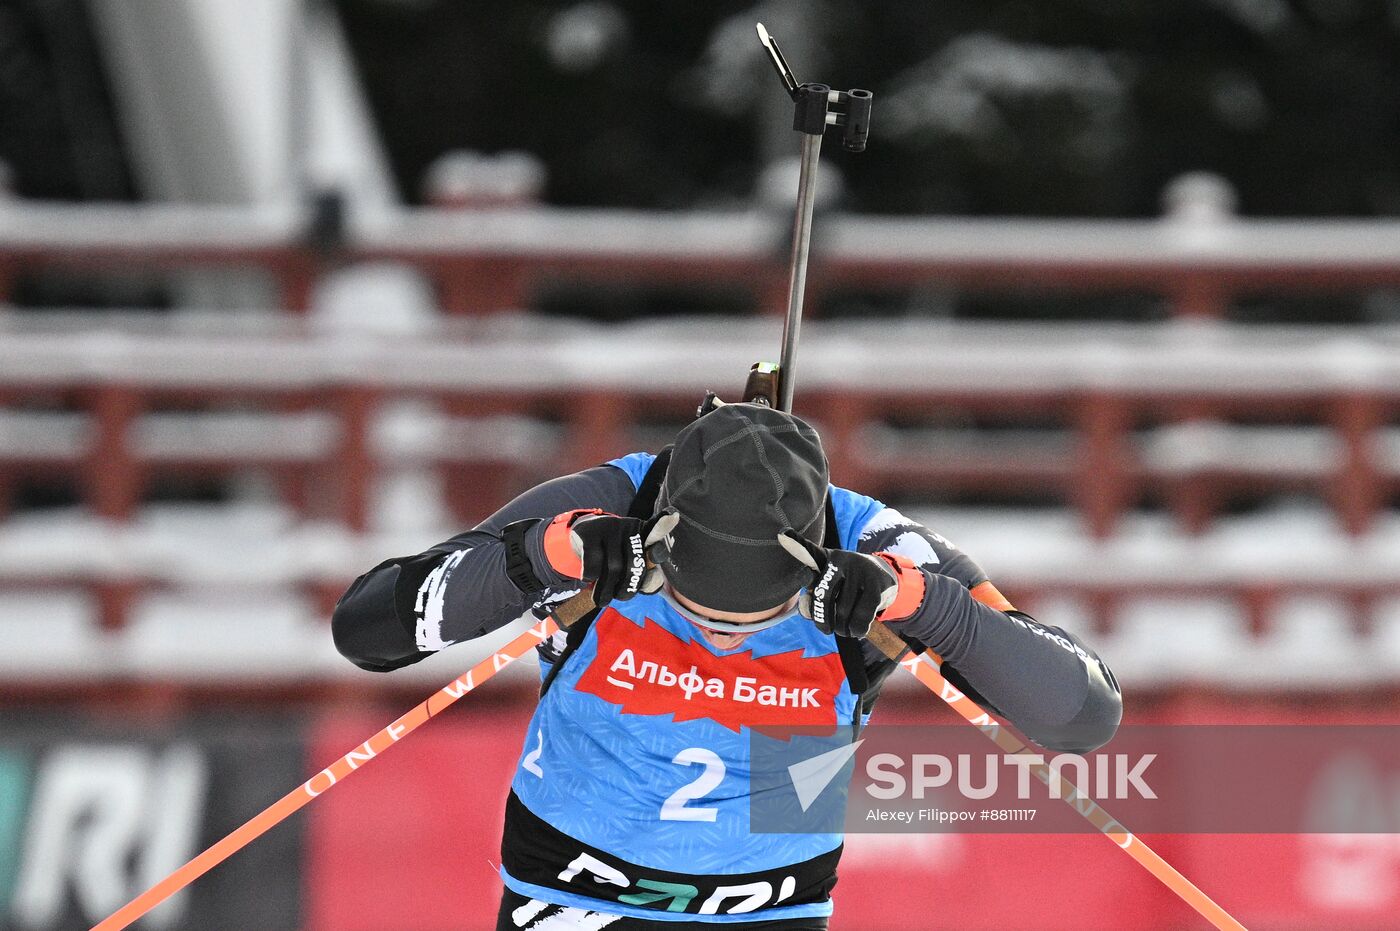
[[4, 207, 1400, 693]]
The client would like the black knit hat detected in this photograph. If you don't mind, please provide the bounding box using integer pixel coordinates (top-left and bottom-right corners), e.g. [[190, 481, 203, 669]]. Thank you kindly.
[[656, 403, 829, 613]]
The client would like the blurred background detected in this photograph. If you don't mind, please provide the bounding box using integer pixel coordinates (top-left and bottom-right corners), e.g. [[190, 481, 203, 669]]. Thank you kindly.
[[2, 0, 1399, 928]]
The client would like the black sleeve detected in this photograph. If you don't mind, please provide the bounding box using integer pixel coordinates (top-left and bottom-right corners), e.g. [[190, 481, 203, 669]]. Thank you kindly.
[[330, 463, 639, 672], [854, 507, 1122, 753]]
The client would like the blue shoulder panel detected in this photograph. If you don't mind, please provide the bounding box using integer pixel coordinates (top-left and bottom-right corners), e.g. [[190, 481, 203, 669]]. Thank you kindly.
[[828, 484, 886, 550], [607, 451, 657, 492]]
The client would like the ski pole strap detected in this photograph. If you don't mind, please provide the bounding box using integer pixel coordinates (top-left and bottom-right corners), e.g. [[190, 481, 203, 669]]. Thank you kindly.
[[501, 518, 546, 595]]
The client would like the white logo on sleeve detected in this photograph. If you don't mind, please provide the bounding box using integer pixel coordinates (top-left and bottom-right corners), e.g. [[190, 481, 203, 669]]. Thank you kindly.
[[858, 507, 952, 566], [886, 531, 939, 567]]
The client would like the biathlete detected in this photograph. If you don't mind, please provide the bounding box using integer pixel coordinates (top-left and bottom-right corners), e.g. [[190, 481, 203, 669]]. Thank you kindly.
[[332, 403, 1122, 929]]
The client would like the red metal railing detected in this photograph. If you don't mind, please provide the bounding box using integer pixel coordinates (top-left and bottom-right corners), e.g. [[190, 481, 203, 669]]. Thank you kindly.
[[9, 202, 1400, 316], [2, 318, 1398, 635]]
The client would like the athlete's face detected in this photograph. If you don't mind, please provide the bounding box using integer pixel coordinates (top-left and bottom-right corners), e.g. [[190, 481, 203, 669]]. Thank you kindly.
[[665, 585, 799, 651]]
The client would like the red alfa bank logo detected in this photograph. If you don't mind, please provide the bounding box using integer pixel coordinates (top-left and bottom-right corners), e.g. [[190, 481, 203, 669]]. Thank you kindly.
[[575, 609, 845, 732]]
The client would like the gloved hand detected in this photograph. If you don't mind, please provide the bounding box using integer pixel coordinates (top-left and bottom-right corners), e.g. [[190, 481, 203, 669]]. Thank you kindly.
[[777, 530, 926, 638], [542, 508, 679, 604]]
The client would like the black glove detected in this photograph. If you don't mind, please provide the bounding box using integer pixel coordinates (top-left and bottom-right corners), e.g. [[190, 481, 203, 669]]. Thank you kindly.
[[778, 530, 925, 638], [542, 508, 679, 604]]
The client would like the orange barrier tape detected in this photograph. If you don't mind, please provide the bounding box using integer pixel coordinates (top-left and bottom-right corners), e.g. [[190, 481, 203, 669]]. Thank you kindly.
[[91, 617, 559, 931]]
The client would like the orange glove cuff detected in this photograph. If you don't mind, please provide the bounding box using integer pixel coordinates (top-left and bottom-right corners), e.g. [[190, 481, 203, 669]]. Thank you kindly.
[[874, 552, 926, 622], [542, 508, 604, 579]]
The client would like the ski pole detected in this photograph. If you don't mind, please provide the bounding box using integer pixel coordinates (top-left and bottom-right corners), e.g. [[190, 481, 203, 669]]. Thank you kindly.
[[864, 624, 1246, 931], [92, 591, 599, 931]]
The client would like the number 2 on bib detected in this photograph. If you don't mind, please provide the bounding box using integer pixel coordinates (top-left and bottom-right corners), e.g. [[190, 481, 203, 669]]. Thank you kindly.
[[660, 747, 725, 822]]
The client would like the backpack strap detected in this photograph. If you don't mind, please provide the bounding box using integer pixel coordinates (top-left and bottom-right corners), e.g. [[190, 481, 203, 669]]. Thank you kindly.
[[539, 448, 674, 697], [825, 495, 870, 725], [628, 446, 673, 521]]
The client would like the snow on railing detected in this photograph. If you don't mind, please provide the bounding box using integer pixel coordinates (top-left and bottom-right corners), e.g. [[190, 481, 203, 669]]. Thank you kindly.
[[9, 201, 1400, 315], [1, 316, 1398, 643]]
